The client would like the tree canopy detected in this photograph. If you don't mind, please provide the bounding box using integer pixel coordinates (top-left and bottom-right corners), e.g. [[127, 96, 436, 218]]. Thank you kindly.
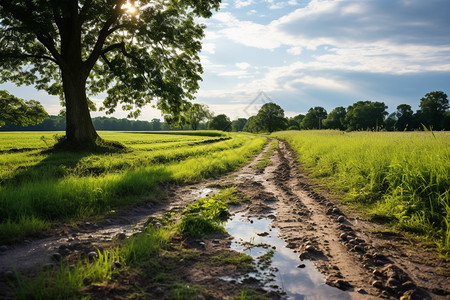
[[345, 101, 387, 131], [254, 103, 287, 133], [301, 106, 327, 129], [322, 106, 346, 130], [183, 103, 212, 130], [0, 90, 48, 127], [0, 0, 220, 144], [417, 91, 449, 130], [231, 118, 247, 132], [208, 114, 231, 131]]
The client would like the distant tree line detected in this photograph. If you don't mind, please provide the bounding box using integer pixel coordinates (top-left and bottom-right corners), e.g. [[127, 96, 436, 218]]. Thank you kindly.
[[1, 91, 448, 132], [0, 115, 209, 132], [236, 91, 449, 133]]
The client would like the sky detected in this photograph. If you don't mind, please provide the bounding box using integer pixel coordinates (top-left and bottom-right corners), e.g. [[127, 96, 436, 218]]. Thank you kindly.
[[1, 0, 450, 121]]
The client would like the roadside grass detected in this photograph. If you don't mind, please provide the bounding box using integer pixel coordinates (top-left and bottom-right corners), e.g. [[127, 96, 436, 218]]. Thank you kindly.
[[273, 130, 450, 254], [13, 188, 253, 299], [0, 131, 266, 243], [252, 139, 278, 169]]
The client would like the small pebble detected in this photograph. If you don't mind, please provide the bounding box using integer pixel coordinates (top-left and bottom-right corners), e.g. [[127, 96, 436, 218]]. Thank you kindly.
[[111, 262, 122, 271], [337, 215, 345, 223], [356, 288, 367, 294], [0, 245, 7, 252], [372, 280, 383, 288], [305, 245, 315, 252], [386, 277, 400, 288], [52, 253, 62, 261], [88, 251, 98, 260], [354, 245, 365, 252], [339, 233, 348, 240], [297, 264, 306, 268], [115, 233, 126, 240]]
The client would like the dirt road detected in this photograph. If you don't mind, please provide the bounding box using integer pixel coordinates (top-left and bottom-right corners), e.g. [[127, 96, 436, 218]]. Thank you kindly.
[[1, 138, 449, 299]]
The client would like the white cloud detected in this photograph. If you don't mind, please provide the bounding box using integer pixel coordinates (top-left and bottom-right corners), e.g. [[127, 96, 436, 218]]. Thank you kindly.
[[235, 0, 254, 8], [236, 62, 251, 70], [286, 76, 352, 91], [210, 0, 450, 74], [287, 46, 302, 55]]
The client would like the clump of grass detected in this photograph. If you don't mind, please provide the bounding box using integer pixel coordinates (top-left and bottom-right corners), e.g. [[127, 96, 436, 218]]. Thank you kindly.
[[210, 186, 249, 205], [273, 130, 450, 254], [211, 252, 254, 269], [171, 282, 207, 299], [15, 248, 122, 300], [178, 190, 233, 237], [235, 288, 270, 300], [0, 216, 50, 243], [14, 218, 173, 299]]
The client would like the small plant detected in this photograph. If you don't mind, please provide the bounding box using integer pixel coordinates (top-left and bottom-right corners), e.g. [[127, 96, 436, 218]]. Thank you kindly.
[[211, 252, 254, 269], [178, 188, 241, 237]]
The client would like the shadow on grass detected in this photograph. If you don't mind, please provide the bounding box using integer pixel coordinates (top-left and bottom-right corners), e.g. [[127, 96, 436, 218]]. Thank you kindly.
[[2, 137, 127, 187], [0, 138, 175, 243]]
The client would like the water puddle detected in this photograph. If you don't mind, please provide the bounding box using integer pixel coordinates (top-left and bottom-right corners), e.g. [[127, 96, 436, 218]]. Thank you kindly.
[[224, 213, 350, 299], [236, 173, 265, 182]]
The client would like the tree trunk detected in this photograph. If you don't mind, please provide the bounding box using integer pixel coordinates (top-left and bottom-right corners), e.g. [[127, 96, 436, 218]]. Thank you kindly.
[[62, 69, 98, 144]]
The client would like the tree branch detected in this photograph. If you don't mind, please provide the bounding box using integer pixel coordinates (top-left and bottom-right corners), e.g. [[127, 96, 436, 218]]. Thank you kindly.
[[84, 0, 125, 70], [0, 52, 59, 64]]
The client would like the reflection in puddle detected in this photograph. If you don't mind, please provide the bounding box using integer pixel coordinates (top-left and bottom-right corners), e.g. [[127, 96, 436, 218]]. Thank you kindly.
[[225, 213, 350, 299]]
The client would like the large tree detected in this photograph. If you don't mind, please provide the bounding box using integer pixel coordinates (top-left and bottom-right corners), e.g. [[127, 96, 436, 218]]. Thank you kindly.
[[395, 104, 415, 131], [417, 91, 449, 130], [345, 101, 387, 131], [208, 114, 231, 131], [0, 90, 48, 127], [231, 118, 247, 132], [183, 103, 212, 130], [301, 106, 327, 129], [322, 106, 346, 130], [0, 0, 220, 144], [254, 102, 287, 133]]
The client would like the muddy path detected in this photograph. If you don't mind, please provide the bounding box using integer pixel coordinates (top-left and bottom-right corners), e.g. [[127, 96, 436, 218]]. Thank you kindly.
[[1, 138, 449, 299]]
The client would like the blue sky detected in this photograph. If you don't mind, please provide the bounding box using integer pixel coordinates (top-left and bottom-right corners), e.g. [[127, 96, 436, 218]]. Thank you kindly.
[[2, 0, 450, 121]]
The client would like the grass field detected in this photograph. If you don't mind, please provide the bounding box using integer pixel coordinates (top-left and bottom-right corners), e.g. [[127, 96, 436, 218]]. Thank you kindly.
[[273, 130, 450, 253], [0, 131, 266, 243]]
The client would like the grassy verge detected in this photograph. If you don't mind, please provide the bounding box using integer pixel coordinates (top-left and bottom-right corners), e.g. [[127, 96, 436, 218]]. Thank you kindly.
[[13, 188, 257, 299], [273, 130, 450, 255], [0, 132, 266, 243], [252, 139, 278, 169]]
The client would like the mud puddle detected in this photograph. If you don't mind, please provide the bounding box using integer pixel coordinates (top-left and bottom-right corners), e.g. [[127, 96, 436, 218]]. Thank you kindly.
[[224, 212, 350, 299]]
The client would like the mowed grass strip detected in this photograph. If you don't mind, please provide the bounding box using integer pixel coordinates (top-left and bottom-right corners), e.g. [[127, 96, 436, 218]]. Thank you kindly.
[[273, 130, 450, 253], [0, 132, 266, 243]]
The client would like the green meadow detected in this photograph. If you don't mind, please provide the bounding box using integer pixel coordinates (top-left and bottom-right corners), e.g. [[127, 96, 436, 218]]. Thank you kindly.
[[0, 131, 266, 243], [273, 130, 450, 253]]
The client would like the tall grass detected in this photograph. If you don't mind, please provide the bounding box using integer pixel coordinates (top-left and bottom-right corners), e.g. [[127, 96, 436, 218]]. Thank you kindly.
[[0, 132, 266, 243], [273, 130, 450, 252]]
